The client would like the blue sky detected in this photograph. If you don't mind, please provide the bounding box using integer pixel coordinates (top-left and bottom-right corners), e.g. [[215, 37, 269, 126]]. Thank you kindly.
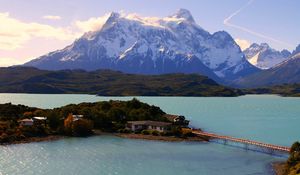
[[0, 0, 299, 66]]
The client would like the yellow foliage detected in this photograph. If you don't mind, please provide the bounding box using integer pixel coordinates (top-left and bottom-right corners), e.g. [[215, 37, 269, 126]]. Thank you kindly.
[[23, 111, 33, 117], [288, 162, 300, 175], [64, 113, 74, 135]]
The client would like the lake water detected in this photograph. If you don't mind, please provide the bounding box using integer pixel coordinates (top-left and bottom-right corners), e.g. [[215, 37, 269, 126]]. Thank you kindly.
[[1, 94, 300, 175]]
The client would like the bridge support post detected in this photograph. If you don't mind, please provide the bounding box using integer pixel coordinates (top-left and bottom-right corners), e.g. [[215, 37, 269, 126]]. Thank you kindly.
[[245, 143, 249, 150]]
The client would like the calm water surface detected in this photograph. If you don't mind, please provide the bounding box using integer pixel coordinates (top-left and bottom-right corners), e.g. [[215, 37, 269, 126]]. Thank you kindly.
[[0, 94, 299, 175]]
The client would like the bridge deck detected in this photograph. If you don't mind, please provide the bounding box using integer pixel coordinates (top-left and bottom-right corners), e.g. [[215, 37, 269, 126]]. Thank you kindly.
[[192, 130, 290, 153]]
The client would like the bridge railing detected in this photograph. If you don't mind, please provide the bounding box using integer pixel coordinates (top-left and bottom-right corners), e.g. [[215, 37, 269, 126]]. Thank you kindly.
[[191, 129, 290, 154]]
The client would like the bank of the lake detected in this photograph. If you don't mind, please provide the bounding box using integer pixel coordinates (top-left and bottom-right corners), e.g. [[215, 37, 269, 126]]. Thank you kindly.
[[116, 133, 208, 142]]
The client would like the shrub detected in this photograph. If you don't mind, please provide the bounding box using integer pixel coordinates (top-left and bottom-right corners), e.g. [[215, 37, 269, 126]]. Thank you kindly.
[[182, 128, 196, 137], [0, 133, 9, 143], [72, 119, 93, 137], [291, 142, 300, 153], [151, 130, 160, 136], [134, 130, 141, 134], [141, 130, 150, 135], [118, 129, 131, 133], [288, 142, 300, 167]]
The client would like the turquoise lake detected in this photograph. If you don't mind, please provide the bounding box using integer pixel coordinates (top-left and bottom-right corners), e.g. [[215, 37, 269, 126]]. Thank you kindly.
[[1, 94, 300, 174]]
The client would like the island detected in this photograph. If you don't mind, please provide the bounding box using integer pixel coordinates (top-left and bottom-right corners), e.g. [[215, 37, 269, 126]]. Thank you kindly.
[[0, 98, 208, 145]]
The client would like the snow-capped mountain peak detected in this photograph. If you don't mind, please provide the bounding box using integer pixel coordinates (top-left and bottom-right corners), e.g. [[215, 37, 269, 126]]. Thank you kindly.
[[292, 44, 300, 55], [170, 8, 195, 23], [244, 43, 291, 69], [24, 9, 258, 82]]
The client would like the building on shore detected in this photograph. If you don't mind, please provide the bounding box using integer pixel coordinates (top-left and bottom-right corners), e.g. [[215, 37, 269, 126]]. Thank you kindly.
[[18, 118, 34, 126], [19, 117, 47, 126], [33, 117, 47, 125], [126, 121, 172, 132], [163, 114, 189, 127], [72, 115, 84, 121]]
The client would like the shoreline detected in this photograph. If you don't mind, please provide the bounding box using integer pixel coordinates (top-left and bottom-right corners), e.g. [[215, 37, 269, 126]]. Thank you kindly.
[[115, 133, 209, 142], [0, 135, 65, 146], [272, 162, 287, 175], [0, 132, 208, 146]]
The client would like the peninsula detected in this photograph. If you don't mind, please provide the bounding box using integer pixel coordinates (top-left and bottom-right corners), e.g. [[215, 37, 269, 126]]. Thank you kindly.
[[0, 98, 207, 144]]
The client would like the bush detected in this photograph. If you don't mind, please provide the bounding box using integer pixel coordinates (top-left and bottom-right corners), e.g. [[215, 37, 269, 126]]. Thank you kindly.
[[170, 126, 182, 137], [134, 130, 141, 134], [141, 130, 150, 135], [118, 129, 131, 133], [151, 130, 160, 136], [291, 142, 300, 153], [0, 133, 9, 143], [72, 119, 93, 137], [160, 131, 174, 136], [182, 128, 196, 137], [288, 142, 300, 166]]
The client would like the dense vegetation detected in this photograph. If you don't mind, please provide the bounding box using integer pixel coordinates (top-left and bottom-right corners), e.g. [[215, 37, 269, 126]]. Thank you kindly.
[[243, 83, 300, 97], [0, 98, 169, 143], [0, 67, 242, 96], [280, 142, 300, 175]]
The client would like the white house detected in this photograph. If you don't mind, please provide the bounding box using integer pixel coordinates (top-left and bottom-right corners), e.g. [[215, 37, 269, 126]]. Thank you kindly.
[[126, 121, 171, 132], [72, 115, 84, 121], [33, 116, 47, 125], [18, 118, 34, 126]]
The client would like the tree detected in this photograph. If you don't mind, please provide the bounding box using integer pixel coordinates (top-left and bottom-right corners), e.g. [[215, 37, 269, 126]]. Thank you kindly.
[[23, 111, 33, 118], [72, 119, 93, 137], [291, 142, 300, 153], [47, 111, 61, 130], [287, 142, 300, 167], [63, 113, 93, 136], [64, 113, 74, 135]]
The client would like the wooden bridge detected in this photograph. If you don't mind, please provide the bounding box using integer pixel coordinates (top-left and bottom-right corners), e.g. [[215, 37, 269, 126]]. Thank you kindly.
[[192, 130, 290, 154]]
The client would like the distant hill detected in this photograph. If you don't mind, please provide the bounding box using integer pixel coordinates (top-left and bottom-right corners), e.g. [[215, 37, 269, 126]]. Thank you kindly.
[[0, 67, 243, 96], [244, 84, 300, 97]]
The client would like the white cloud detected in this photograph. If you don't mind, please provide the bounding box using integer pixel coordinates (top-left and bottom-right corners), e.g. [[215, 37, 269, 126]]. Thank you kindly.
[[0, 57, 24, 67], [43, 15, 62, 20], [235, 38, 251, 51], [74, 13, 111, 32], [0, 12, 78, 50]]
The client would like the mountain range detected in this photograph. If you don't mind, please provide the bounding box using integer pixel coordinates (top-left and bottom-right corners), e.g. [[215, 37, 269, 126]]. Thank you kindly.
[[20, 9, 300, 88], [243, 43, 291, 69], [24, 9, 258, 83], [236, 52, 300, 87]]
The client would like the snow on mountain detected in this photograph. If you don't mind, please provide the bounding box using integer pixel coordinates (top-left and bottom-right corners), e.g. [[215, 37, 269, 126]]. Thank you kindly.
[[24, 9, 258, 82], [292, 44, 300, 56], [244, 43, 291, 69]]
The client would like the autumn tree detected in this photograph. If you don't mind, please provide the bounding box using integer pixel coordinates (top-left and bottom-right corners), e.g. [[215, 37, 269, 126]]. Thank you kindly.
[[64, 113, 74, 135]]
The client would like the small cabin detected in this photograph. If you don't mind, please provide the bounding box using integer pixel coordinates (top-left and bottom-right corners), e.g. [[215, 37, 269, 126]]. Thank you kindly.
[[18, 118, 34, 126], [126, 121, 172, 132]]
